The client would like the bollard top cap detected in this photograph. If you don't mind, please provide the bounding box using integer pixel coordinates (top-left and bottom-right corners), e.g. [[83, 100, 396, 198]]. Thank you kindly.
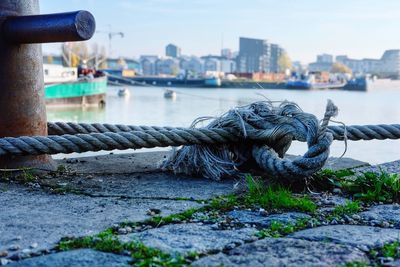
[[75, 10, 96, 41]]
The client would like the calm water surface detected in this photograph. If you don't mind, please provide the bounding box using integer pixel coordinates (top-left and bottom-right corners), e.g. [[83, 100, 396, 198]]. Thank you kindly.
[[47, 82, 400, 164]]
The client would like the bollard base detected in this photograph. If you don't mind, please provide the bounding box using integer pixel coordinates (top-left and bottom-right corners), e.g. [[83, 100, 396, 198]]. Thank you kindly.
[[0, 155, 57, 171]]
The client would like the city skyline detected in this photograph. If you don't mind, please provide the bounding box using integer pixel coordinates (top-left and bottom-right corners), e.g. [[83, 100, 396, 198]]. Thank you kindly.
[[41, 0, 400, 64]]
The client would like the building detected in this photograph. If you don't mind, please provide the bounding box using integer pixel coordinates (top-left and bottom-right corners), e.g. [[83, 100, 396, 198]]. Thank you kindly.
[[336, 50, 400, 78], [155, 57, 180, 75], [221, 48, 233, 59], [308, 53, 334, 72], [220, 59, 236, 73], [269, 44, 284, 73], [237, 37, 270, 73], [165, 44, 181, 58], [140, 55, 158, 76], [179, 56, 204, 76]]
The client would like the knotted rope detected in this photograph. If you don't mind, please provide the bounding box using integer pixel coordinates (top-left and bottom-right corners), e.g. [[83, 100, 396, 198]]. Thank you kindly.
[[0, 100, 399, 181]]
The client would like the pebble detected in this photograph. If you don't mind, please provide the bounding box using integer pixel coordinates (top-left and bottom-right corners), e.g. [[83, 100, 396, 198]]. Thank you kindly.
[[0, 251, 7, 258], [352, 214, 361, 221], [30, 243, 38, 249], [333, 188, 342, 194], [224, 243, 236, 250], [0, 259, 10, 266], [117, 228, 128, 235], [21, 249, 31, 255], [125, 226, 133, 233], [8, 253, 22, 261], [8, 245, 20, 251], [382, 221, 390, 228]]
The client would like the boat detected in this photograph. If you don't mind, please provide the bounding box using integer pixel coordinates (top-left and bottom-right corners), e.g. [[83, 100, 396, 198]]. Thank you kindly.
[[164, 89, 177, 99], [44, 64, 108, 106], [286, 73, 346, 90], [118, 88, 130, 97]]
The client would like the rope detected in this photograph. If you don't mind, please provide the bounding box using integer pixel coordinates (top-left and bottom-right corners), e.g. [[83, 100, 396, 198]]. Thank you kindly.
[[47, 122, 400, 141], [1, 100, 399, 181]]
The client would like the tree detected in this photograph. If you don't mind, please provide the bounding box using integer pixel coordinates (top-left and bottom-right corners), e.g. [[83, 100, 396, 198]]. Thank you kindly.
[[61, 42, 89, 67], [278, 52, 292, 72], [331, 62, 352, 74]]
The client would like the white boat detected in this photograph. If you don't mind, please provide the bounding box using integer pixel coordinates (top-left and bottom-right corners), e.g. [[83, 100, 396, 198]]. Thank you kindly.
[[164, 89, 177, 99], [118, 88, 130, 97]]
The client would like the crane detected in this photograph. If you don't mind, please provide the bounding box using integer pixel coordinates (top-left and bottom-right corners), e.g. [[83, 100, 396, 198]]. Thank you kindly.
[[96, 27, 124, 56]]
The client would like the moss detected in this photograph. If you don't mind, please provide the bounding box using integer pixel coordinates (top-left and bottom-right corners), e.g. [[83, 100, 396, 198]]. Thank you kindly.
[[329, 201, 361, 219], [381, 241, 400, 258], [255, 218, 309, 239], [58, 229, 194, 267], [245, 175, 316, 213], [342, 261, 370, 267]]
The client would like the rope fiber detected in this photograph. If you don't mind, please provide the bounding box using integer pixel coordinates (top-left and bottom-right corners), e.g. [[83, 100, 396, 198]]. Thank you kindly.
[[1, 100, 399, 181]]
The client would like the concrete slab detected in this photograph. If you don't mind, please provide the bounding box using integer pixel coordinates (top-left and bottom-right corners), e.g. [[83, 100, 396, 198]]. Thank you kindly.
[[119, 223, 256, 254], [0, 184, 201, 254], [6, 249, 131, 267], [192, 238, 368, 267]]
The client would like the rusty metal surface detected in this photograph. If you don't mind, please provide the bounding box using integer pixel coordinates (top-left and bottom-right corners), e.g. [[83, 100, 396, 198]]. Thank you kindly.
[[2, 10, 96, 44], [0, 0, 54, 170]]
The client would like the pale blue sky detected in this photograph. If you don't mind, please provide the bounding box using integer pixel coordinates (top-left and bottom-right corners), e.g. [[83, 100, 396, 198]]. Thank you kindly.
[[41, 0, 400, 63]]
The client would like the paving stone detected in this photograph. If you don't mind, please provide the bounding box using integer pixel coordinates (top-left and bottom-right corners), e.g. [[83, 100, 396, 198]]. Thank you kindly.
[[354, 160, 400, 174], [228, 210, 311, 228], [6, 249, 131, 267], [322, 156, 369, 170], [359, 205, 400, 227], [192, 237, 369, 267], [47, 152, 237, 200], [0, 184, 201, 253], [120, 223, 256, 254], [290, 225, 400, 248]]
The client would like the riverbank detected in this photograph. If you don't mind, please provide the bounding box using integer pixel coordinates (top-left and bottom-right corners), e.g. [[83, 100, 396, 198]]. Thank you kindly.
[[1, 152, 400, 266]]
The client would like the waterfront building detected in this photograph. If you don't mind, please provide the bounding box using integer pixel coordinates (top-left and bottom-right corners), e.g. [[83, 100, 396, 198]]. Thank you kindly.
[[140, 55, 159, 76], [204, 58, 221, 72], [165, 43, 181, 58], [179, 56, 204, 76], [155, 57, 180, 76], [308, 53, 334, 72], [270, 44, 284, 73], [221, 48, 233, 59], [237, 37, 270, 73], [220, 59, 236, 73], [336, 50, 400, 78]]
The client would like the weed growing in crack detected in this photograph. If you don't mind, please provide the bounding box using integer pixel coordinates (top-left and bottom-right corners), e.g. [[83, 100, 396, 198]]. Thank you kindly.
[[341, 171, 400, 203], [245, 175, 316, 213], [329, 201, 361, 219], [255, 218, 309, 239], [342, 261, 370, 267], [58, 228, 196, 267]]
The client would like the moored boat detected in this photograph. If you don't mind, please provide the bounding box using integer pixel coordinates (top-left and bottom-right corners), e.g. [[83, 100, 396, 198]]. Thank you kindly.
[[44, 64, 108, 106]]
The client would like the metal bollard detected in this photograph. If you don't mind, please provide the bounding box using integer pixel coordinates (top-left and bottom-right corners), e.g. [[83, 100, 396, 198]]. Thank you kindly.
[[0, 1, 96, 170]]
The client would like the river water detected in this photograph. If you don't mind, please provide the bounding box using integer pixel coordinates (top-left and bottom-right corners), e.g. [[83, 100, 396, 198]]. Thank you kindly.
[[47, 82, 400, 164]]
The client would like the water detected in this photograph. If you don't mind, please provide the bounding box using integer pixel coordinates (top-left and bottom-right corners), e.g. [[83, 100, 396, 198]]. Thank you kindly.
[[47, 83, 400, 164]]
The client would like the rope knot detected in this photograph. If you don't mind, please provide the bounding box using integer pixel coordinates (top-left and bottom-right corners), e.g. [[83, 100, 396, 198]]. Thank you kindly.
[[162, 100, 337, 182]]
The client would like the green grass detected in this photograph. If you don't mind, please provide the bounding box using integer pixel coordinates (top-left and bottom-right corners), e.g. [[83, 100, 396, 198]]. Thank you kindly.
[[244, 175, 316, 213], [342, 261, 370, 267], [256, 219, 309, 239], [382, 241, 400, 258], [58, 229, 195, 267], [341, 171, 400, 203], [311, 169, 355, 191], [330, 201, 361, 218]]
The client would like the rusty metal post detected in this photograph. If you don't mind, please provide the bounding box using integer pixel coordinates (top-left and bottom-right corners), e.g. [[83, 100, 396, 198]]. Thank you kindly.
[[0, 1, 95, 170]]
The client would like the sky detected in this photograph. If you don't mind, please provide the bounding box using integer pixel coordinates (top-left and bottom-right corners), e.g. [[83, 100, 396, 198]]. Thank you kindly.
[[41, 0, 400, 64]]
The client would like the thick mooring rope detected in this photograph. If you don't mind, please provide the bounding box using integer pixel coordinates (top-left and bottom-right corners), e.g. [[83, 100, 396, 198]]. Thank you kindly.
[[1, 100, 399, 181], [47, 122, 400, 141]]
